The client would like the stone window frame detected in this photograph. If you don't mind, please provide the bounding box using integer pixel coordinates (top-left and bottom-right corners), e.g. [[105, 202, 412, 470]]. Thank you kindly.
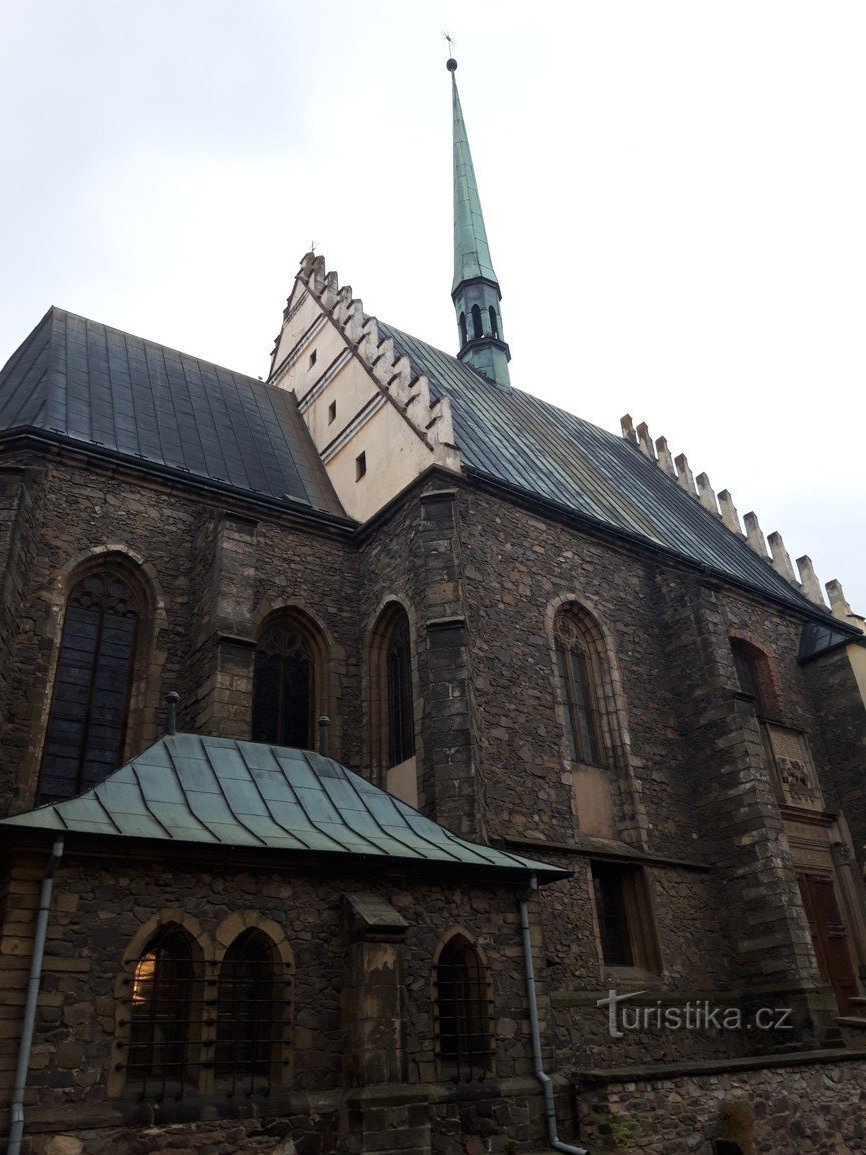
[[109, 909, 294, 1101], [727, 633, 785, 721], [587, 859, 662, 981], [431, 927, 495, 1083], [252, 606, 331, 752], [365, 598, 421, 787], [30, 545, 167, 807], [545, 594, 648, 846]]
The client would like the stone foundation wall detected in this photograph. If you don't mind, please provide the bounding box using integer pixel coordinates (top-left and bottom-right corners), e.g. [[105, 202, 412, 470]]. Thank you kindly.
[[578, 1054, 866, 1154]]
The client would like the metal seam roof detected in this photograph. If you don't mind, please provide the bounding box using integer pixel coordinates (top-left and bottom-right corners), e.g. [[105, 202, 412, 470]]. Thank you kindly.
[[378, 321, 824, 615], [0, 734, 568, 881], [0, 308, 345, 517]]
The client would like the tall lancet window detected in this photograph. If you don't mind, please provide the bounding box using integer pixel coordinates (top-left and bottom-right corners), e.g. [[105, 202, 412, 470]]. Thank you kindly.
[[252, 616, 318, 748], [38, 570, 140, 804], [554, 609, 605, 766], [471, 304, 483, 339], [387, 614, 415, 767]]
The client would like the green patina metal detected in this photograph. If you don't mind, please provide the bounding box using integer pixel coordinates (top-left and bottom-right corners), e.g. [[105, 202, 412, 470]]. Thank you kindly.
[[448, 59, 511, 391], [451, 68, 497, 292]]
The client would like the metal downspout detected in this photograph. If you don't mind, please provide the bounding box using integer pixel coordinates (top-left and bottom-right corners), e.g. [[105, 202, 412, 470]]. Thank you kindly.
[[520, 874, 588, 1155], [7, 835, 65, 1155]]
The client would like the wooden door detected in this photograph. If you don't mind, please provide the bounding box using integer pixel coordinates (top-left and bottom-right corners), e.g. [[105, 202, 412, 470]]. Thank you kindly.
[[797, 873, 859, 1014]]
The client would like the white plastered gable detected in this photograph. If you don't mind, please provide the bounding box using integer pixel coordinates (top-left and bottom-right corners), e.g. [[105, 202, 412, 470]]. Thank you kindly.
[[268, 253, 460, 522]]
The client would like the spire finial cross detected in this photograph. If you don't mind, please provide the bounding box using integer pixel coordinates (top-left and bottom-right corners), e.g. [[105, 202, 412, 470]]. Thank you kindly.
[[444, 31, 458, 72]]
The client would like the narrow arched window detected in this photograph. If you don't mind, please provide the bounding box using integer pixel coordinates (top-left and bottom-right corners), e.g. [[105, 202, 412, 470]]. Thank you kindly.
[[488, 306, 499, 339], [436, 936, 491, 1082], [128, 927, 193, 1094], [730, 638, 780, 717], [554, 610, 604, 766], [253, 619, 316, 747], [387, 614, 415, 767], [216, 930, 277, 1094], [38, 570, 140, 804], [459, 312, 468, 346], [471, 304, 483, 339]]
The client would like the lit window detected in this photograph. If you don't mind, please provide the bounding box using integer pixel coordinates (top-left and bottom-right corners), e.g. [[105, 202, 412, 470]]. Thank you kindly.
[[128, 927, 194, 1094]]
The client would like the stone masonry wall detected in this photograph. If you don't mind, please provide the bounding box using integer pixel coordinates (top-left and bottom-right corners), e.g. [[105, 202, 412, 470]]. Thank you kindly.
[[0, 450, 357, 813], [578, 1054, 866, 1153], [0, 845, 554, 1153]]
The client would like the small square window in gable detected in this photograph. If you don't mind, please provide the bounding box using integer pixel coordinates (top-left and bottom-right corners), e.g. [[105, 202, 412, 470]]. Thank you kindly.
[[328, 400, 336, 425], [309, 349, 317, 368], [355, 451, 367, 481]]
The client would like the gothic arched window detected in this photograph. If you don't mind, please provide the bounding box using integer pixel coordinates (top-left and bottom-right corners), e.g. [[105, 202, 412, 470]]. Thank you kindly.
[[471, 304, 483, 339], [386, 614, 415, 768], [730, 637, 780, 718], [436, 935, 492, 1082], [128, 927, 194, 1093], [252, 618, 318, 748], [488, 306, 499, 339], [554, 608, 605, 766], [459, 311, 468, 346], [38, 570, 140, 804], [216, 930, 277, 1092]]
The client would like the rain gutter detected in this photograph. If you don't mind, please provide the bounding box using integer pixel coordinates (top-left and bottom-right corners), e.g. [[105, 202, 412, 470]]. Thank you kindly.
[[519, 874, 588, 1155], [7, 834, 64, 1155]]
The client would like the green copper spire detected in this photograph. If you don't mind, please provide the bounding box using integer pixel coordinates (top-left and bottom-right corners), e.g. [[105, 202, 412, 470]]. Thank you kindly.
[[447, 57, 511, 390]]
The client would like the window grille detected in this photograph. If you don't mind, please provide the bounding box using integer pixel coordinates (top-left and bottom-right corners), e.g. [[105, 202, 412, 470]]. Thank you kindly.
[[118, 928, 290, 1103], [38, 571, 139, 803], [252, 624, 315, 748], [216, 930, 279, 1097], [435, 936, 492, 1082]]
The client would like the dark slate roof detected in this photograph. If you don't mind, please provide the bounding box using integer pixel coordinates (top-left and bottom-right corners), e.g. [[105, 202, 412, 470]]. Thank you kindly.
[[0, 308, 345, 517], [0, 733, 568, 881], [380, 322, 823, 614]]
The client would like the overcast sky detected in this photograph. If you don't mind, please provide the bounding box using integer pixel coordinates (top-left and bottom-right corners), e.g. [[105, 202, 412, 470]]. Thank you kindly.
[[1, 2, 863, 614]]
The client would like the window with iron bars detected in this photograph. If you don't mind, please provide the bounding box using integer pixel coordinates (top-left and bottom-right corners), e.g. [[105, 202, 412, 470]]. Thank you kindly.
[[119, 926, 290, 1102], [435, 936, 493, 1082]]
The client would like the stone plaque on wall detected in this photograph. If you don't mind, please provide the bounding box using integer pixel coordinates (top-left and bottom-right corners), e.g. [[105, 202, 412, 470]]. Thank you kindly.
[[762, 723, 823, 810]]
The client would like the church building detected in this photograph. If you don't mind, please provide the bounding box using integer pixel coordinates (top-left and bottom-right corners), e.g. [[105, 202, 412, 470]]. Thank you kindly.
[[0, 58, 865, 1155]]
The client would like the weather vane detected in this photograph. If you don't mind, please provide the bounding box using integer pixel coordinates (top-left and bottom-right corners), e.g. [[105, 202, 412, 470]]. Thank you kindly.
[[444, 31, 457, 71]]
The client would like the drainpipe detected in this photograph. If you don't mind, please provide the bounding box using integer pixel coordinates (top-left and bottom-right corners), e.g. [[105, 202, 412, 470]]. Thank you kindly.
[[519, 874, 588, 1155], [7, 835, 65, 1155]]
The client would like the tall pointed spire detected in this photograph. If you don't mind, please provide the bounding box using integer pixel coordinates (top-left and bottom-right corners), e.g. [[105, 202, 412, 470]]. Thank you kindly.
[[447, 56, 511, 390]]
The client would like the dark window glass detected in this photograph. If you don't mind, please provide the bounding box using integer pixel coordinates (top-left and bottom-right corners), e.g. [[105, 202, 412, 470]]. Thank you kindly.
[[387, 616, 415, 766], [555, 615, 603, 765], [488, 306, 499, 339], [216, 930, 275, 1092], [38, 572, 138, 804], [459, 312, 468, 346], [730, 639, 762, 706], [592, 864, 634, 966], [436, 937, 491, 1082], [128, 928, 193, 1092], [253, 625, 314, 748], [471, 304, 483, 339]]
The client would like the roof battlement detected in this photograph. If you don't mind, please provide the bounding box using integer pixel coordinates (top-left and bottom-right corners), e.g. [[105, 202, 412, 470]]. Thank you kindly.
[[621, 412, 859, 620]]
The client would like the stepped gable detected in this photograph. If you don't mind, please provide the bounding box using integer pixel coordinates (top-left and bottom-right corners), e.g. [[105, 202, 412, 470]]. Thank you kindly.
[[0, 307, 345, 517], [377, 320, 830, 617]]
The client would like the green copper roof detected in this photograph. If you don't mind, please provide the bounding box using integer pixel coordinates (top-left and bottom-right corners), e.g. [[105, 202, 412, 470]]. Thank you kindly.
[[451, 69, 498, 293], [0, 733, 569, 882]]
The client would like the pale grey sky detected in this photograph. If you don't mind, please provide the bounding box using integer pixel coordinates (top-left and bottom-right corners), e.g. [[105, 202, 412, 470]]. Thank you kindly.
[[1, 1, 863, 612]]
